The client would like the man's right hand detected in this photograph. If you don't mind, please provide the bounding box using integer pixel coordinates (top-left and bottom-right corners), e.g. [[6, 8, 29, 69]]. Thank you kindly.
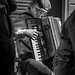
[[15, 29, 39, 40]]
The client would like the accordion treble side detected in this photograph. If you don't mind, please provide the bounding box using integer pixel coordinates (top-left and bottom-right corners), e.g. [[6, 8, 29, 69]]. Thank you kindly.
[[26, 16, 61, 61]]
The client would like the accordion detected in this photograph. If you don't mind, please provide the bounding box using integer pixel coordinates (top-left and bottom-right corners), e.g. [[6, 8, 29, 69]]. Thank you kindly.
[[25, 16, 61, 61]]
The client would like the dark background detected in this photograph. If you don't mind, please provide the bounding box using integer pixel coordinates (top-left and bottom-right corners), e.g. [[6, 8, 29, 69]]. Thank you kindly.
[[47, 0, 62, 22]]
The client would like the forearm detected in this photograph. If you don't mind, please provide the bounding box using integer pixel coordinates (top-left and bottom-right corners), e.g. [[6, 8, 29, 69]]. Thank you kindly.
[[15, 29, 30, 35], [26, 59, 52, 75], [20, 58, 52, 75]]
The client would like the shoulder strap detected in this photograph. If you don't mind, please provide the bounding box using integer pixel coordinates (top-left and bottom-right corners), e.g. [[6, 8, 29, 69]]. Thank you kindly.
[[20, 12, 34, 18]]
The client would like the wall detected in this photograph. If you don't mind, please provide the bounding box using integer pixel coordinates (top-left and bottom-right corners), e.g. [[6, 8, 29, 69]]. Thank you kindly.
[[11, 0, 32, 20], [47, 0, 62, 22], [69, 0, 75, 15], [64, 0, 75, 20]]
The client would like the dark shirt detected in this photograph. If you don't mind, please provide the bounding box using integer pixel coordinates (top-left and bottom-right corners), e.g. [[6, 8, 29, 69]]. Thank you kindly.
[[53, 10, 75, 75]]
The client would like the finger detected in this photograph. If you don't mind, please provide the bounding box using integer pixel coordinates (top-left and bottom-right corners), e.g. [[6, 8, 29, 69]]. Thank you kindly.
[[32, 33, 38, 38], [33, 33, 38, 37], [32, 36, 37, 40], [31, 35, 38, 40], [33, 31, 39, 36], [31, 37, 35, 41]]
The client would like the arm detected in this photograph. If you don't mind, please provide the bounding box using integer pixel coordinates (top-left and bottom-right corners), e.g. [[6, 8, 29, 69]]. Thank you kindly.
[[20, 59, 52, 75], [15, 29, 38, 40]]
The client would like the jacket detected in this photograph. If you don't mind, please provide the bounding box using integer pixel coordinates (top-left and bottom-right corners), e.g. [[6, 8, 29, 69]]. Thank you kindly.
[[53, 10, 75, 75]]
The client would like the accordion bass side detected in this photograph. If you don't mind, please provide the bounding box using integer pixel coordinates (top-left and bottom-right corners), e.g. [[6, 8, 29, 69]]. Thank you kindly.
[[26, 16, 61, 61], [41, 16, 61, 55]]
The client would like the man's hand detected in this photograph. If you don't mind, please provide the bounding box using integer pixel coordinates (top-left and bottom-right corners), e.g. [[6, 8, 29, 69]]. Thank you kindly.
[[25, 29, 39, 40], [15, 29, 39, 40]]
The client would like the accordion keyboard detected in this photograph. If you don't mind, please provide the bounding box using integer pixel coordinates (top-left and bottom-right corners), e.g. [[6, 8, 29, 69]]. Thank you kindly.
[[31, 38, 42, 61], [26, 18, 45, 61]]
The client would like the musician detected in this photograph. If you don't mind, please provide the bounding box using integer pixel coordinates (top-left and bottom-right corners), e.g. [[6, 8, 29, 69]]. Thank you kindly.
[[14, 0, 52, 75], [16, 0, 75, 75]]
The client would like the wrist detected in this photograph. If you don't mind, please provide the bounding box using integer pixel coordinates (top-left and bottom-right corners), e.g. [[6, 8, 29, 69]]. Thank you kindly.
[[22, 29, 29, 35]]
